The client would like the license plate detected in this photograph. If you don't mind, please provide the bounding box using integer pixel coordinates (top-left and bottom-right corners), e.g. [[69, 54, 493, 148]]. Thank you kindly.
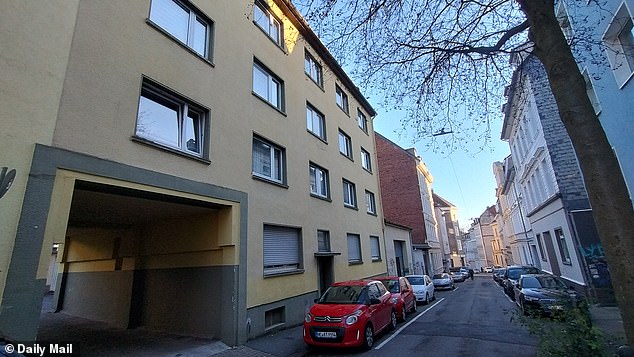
[[316, 331, 337, 338]]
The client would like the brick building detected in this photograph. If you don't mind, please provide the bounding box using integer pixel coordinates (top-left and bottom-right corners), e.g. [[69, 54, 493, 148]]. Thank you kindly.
[[375, 133, 443, 275]]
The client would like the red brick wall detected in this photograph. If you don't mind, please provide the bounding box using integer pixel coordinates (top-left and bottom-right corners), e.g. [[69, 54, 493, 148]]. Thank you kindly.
[[375, 134, 427, 245]]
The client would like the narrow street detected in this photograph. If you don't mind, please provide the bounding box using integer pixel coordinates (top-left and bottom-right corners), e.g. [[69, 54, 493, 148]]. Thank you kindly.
[[241, 275, 538, 357]]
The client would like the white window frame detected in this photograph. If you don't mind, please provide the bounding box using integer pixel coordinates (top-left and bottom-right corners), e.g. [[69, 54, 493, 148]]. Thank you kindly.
[[365, 190, 376, 215], [360, 148, 372, 172], [582, 69, 602, 115], [317, 230, 331, 252], [335, 84, 349, 113], [310, 163, 330, 199], [347, 233, 362, 263], [148, 0, 212, 59], [343, 179, 357, 208], [357, 110, 368, 133], [304, 51, 323, 87], [370, 236, 381, 261], [338, 130, 353, 159], [135, 78, 208, 158], [263, 224, 302, 275], [253, 1, 282, 45], [554, 228, 572, 265], [252, 135, 285, 184], [253, 60, 284, 111], [306, 104, 326, 140], [602, 3, 634, 87]]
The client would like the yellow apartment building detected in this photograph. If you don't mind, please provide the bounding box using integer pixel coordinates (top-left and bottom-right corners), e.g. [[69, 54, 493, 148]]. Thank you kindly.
[[0, 0, 386, 346]]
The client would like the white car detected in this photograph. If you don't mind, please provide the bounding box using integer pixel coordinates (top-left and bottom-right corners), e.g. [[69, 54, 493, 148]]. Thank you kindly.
[[404, 274, 435, 304]]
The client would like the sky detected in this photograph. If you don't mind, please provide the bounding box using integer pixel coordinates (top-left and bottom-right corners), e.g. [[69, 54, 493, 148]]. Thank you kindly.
[[371, 103, 511, 231]]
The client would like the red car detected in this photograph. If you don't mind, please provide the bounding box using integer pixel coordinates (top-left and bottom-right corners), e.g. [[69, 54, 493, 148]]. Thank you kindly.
[[377, 276, 417, 321], [303, 280, 397, 349]]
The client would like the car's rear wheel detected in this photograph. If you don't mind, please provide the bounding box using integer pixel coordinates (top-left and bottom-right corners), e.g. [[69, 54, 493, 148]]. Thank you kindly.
[[362, 324, 374, 350], [424, 293, 429, 305], [411, 300, 417, 313], [400, 305, 407, 322]]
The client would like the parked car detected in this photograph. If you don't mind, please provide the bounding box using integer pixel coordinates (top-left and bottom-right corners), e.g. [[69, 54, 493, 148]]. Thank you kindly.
[[514, 274, 585, 316], [303, 280, 397, 349], [484, 266, 494, 273], [451, 271, 466, 282], [493, 267, 507, 286], [432, 273, 455, 290], [378, 276, 417, 321], [404, 275, 435, 304], [502, 265, 542, 299]]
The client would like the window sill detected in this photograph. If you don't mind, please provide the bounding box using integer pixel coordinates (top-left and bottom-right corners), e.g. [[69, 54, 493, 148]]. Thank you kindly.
[[252, 92, 287, 116], [367, 212, 378, 216], [340, 152, 354, 162], [264, 269, 304, 278], [344, 204, 359, 211], [132, 136, 210, 164], [372, 258, 382, 262], [348, 261, 363, 266], [252, 174, 288, 188], [305, 74, 324, 91], [310, 193, 332, 202], [307, 130, 328, 144]]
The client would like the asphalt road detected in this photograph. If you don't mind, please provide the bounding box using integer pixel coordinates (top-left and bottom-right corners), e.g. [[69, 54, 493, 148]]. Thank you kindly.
[[254, 275, 539, 357]]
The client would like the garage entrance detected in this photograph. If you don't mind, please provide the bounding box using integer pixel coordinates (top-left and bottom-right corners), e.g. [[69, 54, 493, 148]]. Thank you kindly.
[[43, 179, 238, 339]]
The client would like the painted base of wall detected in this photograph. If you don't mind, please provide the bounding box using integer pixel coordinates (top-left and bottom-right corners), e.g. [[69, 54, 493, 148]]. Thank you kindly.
[[246, 290, 318, 340]]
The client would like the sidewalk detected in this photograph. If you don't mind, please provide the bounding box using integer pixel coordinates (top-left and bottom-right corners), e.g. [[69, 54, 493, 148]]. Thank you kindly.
[[589, 304, 632, 356]]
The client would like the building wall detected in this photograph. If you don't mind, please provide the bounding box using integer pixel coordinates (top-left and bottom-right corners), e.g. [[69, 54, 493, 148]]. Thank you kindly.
[[565, 0, 634, 200], [0, 0, 386, 344], [0, 0, 81, 305], [375, 133, 426, 245], [384, 224, 414, 276]]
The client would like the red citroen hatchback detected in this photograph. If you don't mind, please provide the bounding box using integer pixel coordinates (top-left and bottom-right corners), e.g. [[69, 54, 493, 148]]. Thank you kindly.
[[303, 280, 397, 349]]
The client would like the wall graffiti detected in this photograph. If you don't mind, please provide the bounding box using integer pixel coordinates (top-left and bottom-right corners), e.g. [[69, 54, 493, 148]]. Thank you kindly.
[[0, 167, 17, 200]]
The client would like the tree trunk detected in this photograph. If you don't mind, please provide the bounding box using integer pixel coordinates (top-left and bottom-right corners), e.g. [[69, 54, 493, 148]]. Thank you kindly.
[[519, 0, 634, 346]]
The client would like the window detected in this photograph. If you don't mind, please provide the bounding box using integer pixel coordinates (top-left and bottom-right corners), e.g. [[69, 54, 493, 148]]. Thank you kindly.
[[253, 60, 284, 110], [370, 236, 381, 261], [253, 1, 282, 45], [365, 190, 376, 215], [136, 79, 208, 158], [252, 136, 285, 184], [583, 70, 601, 114], [603, 4, 634, 86], [304, 51, 322, 87], [357, 110, 368, 132], [306, 104, 326, 140], [263, 225, 302, 275], [335, 85, 349, 113], [338, 130, 353, 159], [342, 179, 357, 208], [556, 2, 573, 43], [148, 0, 212, 59], [555, 228, 572, 265], [309, 163, 330, 199], [265, 306, 285, 329], [317, 230, 330, 252], [347, 233, 362, 263], [360, 148, 372, 172], [536, 233, 547, 261]]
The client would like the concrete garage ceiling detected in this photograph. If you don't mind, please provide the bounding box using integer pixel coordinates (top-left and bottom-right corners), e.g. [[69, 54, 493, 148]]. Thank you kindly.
[[68, 182, 219, 228]]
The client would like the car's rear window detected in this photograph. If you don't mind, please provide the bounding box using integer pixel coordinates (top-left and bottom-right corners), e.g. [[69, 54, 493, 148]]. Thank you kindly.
[[379, 280, 400, 293], [406, 276, 424, 285], [432, 274, 444, 279]]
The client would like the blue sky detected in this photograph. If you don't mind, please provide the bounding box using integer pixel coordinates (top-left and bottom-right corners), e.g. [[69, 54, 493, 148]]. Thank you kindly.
[[371, 104, 510, 231]]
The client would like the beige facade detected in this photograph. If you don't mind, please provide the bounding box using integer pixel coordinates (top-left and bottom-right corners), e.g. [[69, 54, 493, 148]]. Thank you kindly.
[[0, 0, 385, 346]]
